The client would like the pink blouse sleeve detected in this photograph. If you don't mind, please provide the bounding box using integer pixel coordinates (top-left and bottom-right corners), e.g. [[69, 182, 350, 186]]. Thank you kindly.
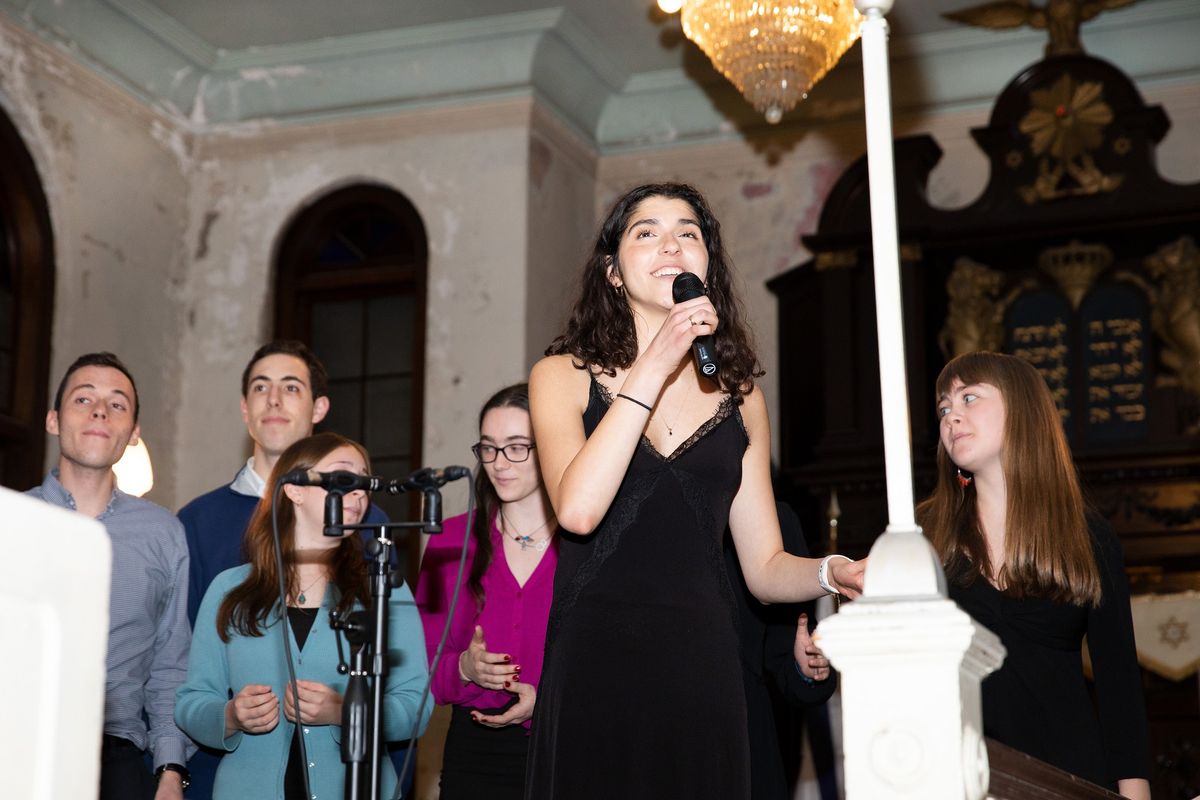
[[415, 517, 488, 707]]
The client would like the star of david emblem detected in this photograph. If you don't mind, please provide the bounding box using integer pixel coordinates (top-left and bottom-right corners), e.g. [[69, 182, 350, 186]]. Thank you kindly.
[[1158, 616, 1190, 650]]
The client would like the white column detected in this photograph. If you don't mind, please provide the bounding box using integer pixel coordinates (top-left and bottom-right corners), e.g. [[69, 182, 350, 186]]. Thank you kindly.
[[0, 488, 111, 800], [855, 0, 918, 535], [818, 5, 1008, 799], [817, 596, 1005, 800]]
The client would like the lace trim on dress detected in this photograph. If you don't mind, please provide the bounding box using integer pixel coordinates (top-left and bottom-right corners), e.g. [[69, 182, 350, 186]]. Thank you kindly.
[[546, 378, 667, 639], [590, 375, 742, 463]]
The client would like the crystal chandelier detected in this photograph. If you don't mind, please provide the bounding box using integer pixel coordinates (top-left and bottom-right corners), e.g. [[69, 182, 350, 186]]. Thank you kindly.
[[669, 0, 863, 123]]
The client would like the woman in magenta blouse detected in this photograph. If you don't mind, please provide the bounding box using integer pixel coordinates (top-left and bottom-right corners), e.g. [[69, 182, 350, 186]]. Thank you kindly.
[[415, 383, 557, 799]]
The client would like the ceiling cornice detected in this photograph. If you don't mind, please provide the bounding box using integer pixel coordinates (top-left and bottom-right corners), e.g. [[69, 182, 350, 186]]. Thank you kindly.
[[109, 0, 217, 66], [0, 0, 1196, 153], [598, 0, 1200, 151]]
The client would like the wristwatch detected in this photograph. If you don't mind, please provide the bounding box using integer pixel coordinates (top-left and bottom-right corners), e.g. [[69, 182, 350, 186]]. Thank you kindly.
[[155, 763, 191, 790]]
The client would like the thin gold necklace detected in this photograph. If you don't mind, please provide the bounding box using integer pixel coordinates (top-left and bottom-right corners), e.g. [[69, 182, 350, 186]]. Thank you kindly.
[[656, 377, 694, 436], [296, 573, 325, 605], [500, 508, 556, 552]]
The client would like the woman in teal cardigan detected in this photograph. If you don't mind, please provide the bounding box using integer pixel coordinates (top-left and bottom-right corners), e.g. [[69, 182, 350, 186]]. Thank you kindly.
[[176, 432, 431, 799]]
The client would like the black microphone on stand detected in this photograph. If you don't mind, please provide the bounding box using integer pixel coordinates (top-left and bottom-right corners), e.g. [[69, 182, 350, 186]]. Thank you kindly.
[[280, 469, 384, 492], [387, 466, 472, 493], [323, 491, 345, 538], [672, 272, 720, 380], [281, 466, 470, 495], [397, 466, 470, 533], [421, 488, 443, 534]]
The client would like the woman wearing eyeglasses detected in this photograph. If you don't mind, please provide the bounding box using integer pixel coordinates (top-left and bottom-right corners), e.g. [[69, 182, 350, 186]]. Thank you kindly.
[[415, 383, 557, 800]]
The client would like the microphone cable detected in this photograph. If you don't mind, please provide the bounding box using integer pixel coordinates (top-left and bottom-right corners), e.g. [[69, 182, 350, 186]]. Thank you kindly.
[[393, 472, 478, 799], [269, 479, 316, 800]]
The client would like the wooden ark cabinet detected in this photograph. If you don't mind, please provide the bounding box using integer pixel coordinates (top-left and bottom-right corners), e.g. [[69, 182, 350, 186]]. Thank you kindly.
[[769, 52, 1200, 796]]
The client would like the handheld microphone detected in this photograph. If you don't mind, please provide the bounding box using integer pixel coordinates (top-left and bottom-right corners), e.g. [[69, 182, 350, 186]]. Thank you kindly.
[[672, 272, 720, 381]]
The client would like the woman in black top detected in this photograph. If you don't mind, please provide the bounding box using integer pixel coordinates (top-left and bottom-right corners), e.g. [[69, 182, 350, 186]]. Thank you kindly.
[[525, 183, 865, 799], [919, 352, 1149, 798]]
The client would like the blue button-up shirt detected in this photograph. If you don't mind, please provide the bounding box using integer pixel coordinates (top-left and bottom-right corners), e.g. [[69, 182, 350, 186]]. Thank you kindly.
[[27, 470, 195, 767]]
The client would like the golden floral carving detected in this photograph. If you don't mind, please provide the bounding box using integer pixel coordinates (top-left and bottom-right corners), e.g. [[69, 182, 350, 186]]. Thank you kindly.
[[1017, 73, 1122, 202]]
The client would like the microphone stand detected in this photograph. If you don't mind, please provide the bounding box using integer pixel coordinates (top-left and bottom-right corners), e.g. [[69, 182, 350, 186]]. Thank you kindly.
[[328, 484, 447, 800], [333, 609, 370, 797]]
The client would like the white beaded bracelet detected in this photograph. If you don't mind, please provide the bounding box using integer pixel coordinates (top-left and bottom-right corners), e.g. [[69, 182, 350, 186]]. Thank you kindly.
[[818, 554, 853, 595]]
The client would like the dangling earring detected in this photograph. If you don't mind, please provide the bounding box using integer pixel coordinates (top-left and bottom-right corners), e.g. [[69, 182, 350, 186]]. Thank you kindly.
[[956, 468, 973, 488]]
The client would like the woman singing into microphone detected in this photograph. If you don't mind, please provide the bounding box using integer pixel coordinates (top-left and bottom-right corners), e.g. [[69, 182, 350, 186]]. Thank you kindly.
[[524, 182, 865, 798]]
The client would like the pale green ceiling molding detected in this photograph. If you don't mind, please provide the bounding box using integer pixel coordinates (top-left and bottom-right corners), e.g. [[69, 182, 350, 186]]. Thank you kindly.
[[192, 12, 558, 125], [597, 0, 1200, 151], [0, 0, 1196, 153], [109, 0, 217, 66], [0, 2, 632, 135], [0, 0, 210, 117]]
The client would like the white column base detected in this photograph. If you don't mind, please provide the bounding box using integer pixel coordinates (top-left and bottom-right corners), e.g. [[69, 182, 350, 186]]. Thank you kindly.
[[818, 596, 1004, 800]]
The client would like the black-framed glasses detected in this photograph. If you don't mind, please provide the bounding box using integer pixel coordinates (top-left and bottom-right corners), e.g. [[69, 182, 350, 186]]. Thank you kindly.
[[471, 442, 535, 463]]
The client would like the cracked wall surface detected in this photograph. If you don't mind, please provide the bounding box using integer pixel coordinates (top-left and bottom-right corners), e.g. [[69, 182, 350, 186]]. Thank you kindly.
[[0, 21, 191, 504]]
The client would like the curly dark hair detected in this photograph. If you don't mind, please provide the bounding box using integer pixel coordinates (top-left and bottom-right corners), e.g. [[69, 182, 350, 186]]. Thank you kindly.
[[546, 182, 763, 395]]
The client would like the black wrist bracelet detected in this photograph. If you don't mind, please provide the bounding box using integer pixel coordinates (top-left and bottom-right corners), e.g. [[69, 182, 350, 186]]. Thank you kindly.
[[155, 763, 191, 790], [616, 393, 653, 412]]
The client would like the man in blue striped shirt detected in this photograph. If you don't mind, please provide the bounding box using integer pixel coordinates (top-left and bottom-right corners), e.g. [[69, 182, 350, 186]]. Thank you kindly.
[[27, 352, 194, 800]]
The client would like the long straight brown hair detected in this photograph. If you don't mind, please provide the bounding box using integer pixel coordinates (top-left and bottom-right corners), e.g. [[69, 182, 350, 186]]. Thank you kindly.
[[217, 432, 372, 641], [467, 382, 534, 609], [916, 352, 1101, 606]]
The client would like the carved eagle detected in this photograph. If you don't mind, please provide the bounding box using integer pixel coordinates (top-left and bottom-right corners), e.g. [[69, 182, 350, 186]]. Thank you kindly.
[[943, 0, 1141, 56]]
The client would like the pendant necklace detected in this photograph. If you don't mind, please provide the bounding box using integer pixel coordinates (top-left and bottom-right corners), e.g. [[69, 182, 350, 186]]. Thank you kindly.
[[658, 377, 694, 436], [501, 509, 556, 552], [296, 573, 325, 606]]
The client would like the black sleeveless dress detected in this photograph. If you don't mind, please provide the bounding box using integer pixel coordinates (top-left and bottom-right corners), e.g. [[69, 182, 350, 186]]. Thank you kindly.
[[525, 376, 751, 799]]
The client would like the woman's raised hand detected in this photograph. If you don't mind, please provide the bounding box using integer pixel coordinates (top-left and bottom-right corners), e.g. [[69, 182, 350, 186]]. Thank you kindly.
[[640, 295, 719, 378], [282, 679, 344, 726], [225, 684, 279, 737], [458, 625, 520, 690]]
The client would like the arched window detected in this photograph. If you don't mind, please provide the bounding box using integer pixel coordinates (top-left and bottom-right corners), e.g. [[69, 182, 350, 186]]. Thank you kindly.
[[275, 184, 427, 578], [0, 105, 55, 491]]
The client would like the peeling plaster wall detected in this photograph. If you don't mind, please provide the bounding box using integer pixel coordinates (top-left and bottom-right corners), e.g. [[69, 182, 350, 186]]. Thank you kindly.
[[596, 81, 1200, 458], [0, 21, 191, 504], [174, 101, 536, 510], [525, 108, 597, 367], [4, 0, 1196, 517]]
